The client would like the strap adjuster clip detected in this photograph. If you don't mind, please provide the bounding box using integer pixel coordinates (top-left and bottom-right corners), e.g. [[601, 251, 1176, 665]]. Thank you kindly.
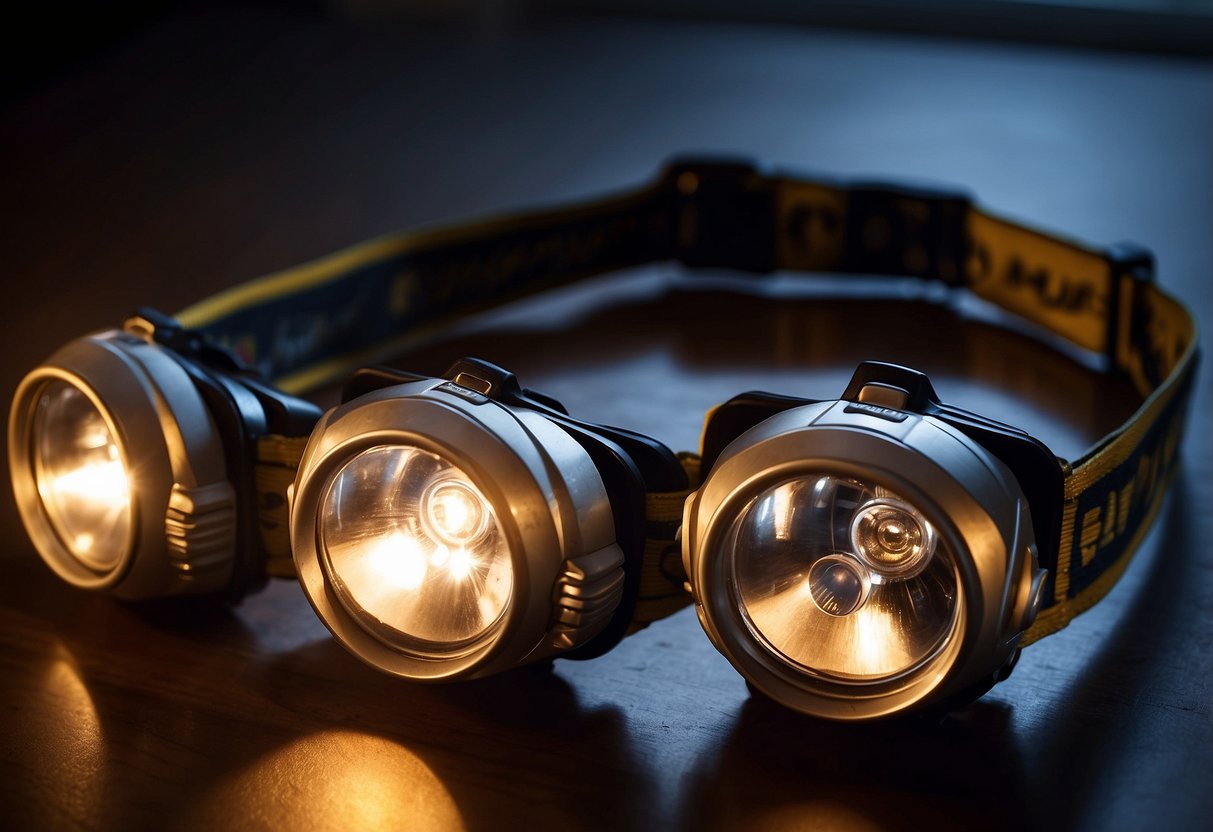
[[664, 157, 777, 274], [1105, 241, 1156, 373]]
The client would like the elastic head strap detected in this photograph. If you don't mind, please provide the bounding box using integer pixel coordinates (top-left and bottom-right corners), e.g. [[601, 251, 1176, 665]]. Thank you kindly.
[[200, 159, 1194, 639]]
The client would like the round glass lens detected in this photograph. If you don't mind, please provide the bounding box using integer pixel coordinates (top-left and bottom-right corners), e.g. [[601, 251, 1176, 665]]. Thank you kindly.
[[320, 445, 513, 652], [726, 475, 959, 682], [32, 380, 133, 571]]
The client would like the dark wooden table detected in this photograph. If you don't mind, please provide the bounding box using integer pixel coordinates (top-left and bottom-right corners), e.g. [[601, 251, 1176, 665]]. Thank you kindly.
[[2, 8, 1210, 830]]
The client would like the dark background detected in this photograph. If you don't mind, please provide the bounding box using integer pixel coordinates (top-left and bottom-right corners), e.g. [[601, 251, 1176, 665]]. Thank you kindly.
[[1, 2, 1211, 829]]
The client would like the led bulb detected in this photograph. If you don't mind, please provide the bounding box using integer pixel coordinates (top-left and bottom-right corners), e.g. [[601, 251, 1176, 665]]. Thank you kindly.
[[850, 497, 935, 579], [807, 554, 871, 616], [421, 479, 489, 546]]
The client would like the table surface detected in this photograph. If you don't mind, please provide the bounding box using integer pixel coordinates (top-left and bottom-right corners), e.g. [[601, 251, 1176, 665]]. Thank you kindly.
[[1, 7, 1210, 831]]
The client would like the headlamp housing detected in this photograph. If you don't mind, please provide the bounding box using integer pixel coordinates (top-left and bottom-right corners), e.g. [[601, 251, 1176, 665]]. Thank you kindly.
[[11, 327, 237, 597], [683, 363, 1050, 720], [291, 359, 686, 681], [9, 311, 320, 601]]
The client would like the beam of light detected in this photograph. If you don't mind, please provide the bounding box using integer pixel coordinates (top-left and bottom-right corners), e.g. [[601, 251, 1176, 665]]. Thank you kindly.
[[186, 731, 465, 831], [49, 459, 130, 505]]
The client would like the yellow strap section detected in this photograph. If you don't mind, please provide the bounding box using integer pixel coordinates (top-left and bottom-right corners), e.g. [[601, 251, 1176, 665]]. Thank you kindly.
[[967, 209, 1112, 355], [253, 435, 310, 579], [1021, 465, 1176, 645], [960, 199, 1199, 646], [1021, 285, 1196, 644], [775, 180, 849, 273], [630, 454, 701, 630]]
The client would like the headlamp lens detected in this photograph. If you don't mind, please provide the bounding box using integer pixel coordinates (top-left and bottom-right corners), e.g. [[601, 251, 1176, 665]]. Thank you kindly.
[[725, 475, 959, 681], [32, 380, 133, 571], [320, 445, 513, 653]]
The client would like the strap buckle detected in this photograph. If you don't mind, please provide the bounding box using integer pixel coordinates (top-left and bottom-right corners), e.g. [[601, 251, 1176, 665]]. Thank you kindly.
[[844, 180, 971, 286], [1105, 241, 1156, 374], [664, 157, 777, 273]]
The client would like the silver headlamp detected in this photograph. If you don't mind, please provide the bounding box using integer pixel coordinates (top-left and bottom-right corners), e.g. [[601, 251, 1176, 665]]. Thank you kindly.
[[290, 359, 686, 680], [8, 310, 320, 600], [683, 363, 1049, 720]]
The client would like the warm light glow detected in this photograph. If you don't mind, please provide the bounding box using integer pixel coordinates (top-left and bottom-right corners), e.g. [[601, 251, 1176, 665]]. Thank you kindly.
[[189, 731, 465, 831], [7, 645, 108, 829], [364, 532, 427, 590], [745, 590, 913, 677], [436, 490, 472, 533], [446, 547, 474, 580], [745, 801, 884, 832], [49, 458, 130, 505], [321, 445, 514, 647], [78, 424, 113, 450], [771, 487, 794, 541], [852, 604, 911, 675]]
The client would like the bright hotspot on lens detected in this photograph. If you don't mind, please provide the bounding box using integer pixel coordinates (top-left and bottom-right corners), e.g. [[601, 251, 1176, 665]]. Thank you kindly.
[[32, 380, 132, 570]]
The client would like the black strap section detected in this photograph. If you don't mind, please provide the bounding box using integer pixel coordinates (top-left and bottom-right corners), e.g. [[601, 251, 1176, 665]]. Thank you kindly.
[[183, 186, 674, 386], [1067, 360, 1194, 598], [178, 159, 983, 388]]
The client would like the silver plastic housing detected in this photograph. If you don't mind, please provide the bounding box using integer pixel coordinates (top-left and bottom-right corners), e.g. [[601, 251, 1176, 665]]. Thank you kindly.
[[290, 378, 626, 681], [9, 329, 237, 599], [683, 400, 1044, 721]]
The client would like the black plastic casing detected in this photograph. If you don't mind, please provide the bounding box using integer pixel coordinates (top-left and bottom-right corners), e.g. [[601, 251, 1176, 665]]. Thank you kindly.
[[139, 308, 323, 601]]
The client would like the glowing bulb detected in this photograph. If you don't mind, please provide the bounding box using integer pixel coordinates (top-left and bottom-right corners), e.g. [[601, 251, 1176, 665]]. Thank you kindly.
[[320, 445, 514, 648], [730, 475, 958, 681], [422, 479, 488, 545], [32, 380, 133, 569]]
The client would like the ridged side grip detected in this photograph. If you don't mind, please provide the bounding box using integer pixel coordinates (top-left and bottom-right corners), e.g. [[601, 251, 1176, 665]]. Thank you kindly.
[[165, 481, 236, 581], [548, 544, 626, 650]]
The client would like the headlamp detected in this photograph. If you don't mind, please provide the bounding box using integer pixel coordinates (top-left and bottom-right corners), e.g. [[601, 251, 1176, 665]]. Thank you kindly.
[[11, 158, 1197, 720], [683, 362, 1050, 718], [291, 359, 686, 678], [9, 312, 321, 599]]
